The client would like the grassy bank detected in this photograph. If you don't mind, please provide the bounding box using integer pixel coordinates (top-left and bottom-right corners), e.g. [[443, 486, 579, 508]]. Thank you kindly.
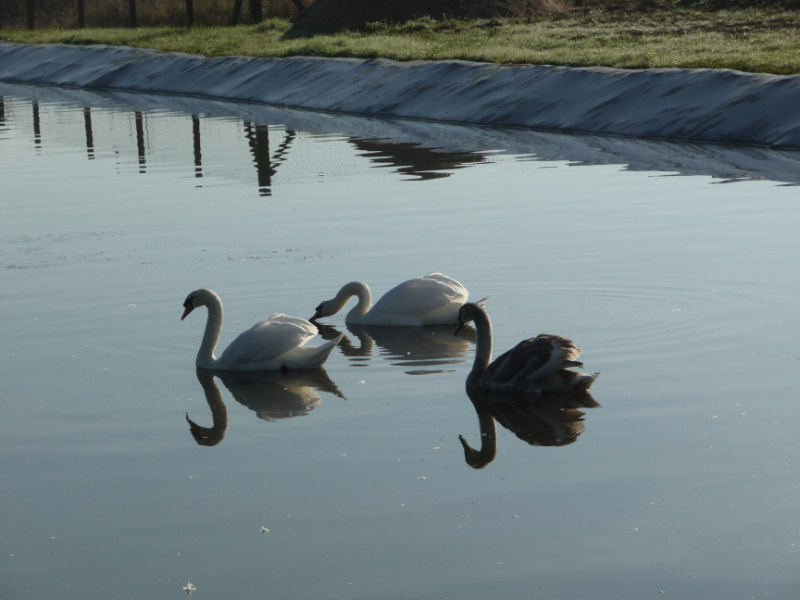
[[3, 9, 800, 75]]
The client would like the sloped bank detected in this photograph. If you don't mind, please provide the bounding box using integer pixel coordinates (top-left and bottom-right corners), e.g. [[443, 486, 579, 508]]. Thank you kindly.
[[1, 42, 799, 148]]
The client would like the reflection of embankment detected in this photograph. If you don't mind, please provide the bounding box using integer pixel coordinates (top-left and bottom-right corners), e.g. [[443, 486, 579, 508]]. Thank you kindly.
[[0, 87, 490, 197], [316, 322, 475, 375], [186, 368, 343, 446], [459, 387, 600, 469], [2, 82, 799, 187]]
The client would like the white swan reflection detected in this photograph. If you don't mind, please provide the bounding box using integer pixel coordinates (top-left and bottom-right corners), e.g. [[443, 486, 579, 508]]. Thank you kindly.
[[186, 367, 343, 446], [458, 386, 600, 469], [315, 322, 476, 375]]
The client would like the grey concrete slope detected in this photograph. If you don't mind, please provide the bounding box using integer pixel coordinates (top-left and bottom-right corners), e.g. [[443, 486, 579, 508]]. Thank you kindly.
[[1, 42, 799, 148]]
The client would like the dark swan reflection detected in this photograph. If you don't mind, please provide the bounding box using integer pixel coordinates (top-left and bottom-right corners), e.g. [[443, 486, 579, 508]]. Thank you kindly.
[[315, 322, 476, 375], [186, 367, 343, 446], [458, 386, 600, 469]]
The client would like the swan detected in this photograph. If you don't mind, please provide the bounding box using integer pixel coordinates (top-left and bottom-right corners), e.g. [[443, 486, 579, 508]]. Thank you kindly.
[[181, 288, 342, 371], [456, 301, 599, 394], [309, 272, 468, 326]]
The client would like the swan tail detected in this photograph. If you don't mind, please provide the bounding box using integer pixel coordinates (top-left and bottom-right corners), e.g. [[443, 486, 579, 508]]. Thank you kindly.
[[571, 371, 600, 391], [563, 360, 584, 369], [280, 334, 343, 369]]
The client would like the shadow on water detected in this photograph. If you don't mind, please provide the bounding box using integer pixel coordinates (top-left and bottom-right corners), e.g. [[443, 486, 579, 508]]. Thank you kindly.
[[186, 368, 343, 447], [3, 83, 800, 187], [458, 386, 601, 469], [315, 322, 475, 374]]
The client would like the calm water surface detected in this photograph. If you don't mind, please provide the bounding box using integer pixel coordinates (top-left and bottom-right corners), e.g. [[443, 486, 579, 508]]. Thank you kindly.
[[2, 84, 800, 599]]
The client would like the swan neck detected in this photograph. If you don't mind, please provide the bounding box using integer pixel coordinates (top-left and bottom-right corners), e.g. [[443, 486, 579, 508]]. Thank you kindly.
[[462, 389, 497, 468], [338, 281, 371, 322], [468, 308, 493, 383], [189, 370, 229, 446], [197, 295, 223, 368]]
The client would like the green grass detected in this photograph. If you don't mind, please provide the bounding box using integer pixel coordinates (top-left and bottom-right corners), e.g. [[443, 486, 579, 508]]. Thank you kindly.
[[3, 9, 800, 75]]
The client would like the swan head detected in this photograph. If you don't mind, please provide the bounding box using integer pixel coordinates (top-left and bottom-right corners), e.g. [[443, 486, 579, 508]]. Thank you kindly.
[[309, 300, 333, 323], [458, 434, 493, 469], [455, 298, 489, 334], [181, 288, 215, 320]]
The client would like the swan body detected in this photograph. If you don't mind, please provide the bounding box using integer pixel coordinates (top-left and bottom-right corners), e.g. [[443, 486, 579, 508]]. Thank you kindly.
[[182, 288, 341, 371], [310, 272, 468, 326], [457, 301, 599, 394]]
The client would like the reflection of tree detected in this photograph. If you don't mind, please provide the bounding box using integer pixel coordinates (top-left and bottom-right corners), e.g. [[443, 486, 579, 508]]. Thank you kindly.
[[316, 322, 475, 375], [244, 122, 297, 196], [349, 138, 484, 181], [32, 100, 41, 150], [135, 110, 145, 173], [83, 106, 94, 160], [192, 113, 201, 177], [186, 367, 343, 446], [458, 387, 600, 469]]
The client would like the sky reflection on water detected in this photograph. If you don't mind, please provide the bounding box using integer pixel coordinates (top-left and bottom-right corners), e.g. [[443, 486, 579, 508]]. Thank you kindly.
[[2, 83, 800, 600]]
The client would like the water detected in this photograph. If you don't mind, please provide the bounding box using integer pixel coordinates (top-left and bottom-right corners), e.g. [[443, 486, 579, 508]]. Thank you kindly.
[[2, 83, 800, 600]]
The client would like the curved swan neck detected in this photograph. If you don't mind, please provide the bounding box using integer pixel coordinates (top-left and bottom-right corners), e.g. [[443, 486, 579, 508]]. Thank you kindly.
[[334, 281, 371, 322], [461, 389, 497, 468], [188, 370, 229, 446], [197, 291, 223, 368], [468, 307, 493, 385]]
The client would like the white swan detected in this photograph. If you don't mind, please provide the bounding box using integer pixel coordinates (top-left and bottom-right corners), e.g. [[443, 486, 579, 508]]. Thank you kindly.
[[309, 272, 468, 326], [456, 301, 599, 393], [182, 288, 342, 371]]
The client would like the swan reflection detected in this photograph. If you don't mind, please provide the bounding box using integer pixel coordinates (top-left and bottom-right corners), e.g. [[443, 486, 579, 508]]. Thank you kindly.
[[187, 369, 229, 446], [315, 322, 475, 375], [186, 367, 343, 446], [458, 387, 600, 469]]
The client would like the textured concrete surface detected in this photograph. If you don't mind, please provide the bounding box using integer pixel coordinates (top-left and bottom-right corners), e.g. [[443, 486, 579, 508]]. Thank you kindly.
[[2, 43, 800, 148]]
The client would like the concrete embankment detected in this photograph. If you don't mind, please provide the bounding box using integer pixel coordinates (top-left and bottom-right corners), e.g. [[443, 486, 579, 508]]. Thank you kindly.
[[1, 42, 799, 148]]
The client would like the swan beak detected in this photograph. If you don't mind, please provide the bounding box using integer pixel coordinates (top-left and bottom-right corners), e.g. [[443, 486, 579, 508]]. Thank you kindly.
[[309, 308, 322, 324], [181, 305, 194, 321], [454, 322, 464, 335]]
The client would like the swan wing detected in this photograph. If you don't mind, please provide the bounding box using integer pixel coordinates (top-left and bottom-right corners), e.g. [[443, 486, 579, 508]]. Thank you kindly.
[[364, 273, 468, 325], [485, 334, 583, 384], [219, 313, 317, 367]]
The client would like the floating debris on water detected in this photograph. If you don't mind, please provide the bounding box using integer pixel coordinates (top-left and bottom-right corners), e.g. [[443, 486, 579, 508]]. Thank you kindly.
[[182, 582, 197, 596]]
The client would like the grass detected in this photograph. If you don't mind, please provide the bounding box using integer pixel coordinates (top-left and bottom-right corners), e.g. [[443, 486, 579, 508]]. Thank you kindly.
[[2, 9, 800, 75]]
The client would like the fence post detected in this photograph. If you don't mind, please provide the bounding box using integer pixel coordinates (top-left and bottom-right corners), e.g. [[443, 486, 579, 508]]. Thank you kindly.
[[129, 0, 137, 27], [249, 0, 262, 24], [27, 0, 35, 30], [186, 0, 194, 26], [77, 0, 85, 27]]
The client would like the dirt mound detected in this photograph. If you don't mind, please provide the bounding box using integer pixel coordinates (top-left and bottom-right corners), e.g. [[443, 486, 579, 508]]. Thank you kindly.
[[295, 0, 565, 31]]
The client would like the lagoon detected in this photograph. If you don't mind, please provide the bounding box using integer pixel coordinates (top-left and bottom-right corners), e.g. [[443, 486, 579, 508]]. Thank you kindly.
[[2, 83, 800, 599]]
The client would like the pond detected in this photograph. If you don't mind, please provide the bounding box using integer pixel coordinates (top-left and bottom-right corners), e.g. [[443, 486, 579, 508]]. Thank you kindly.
[[2, 82, 800, 600]]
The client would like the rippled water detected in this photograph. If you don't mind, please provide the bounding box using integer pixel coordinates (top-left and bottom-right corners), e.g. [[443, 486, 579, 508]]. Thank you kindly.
[[2, 83, 800, 599]]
